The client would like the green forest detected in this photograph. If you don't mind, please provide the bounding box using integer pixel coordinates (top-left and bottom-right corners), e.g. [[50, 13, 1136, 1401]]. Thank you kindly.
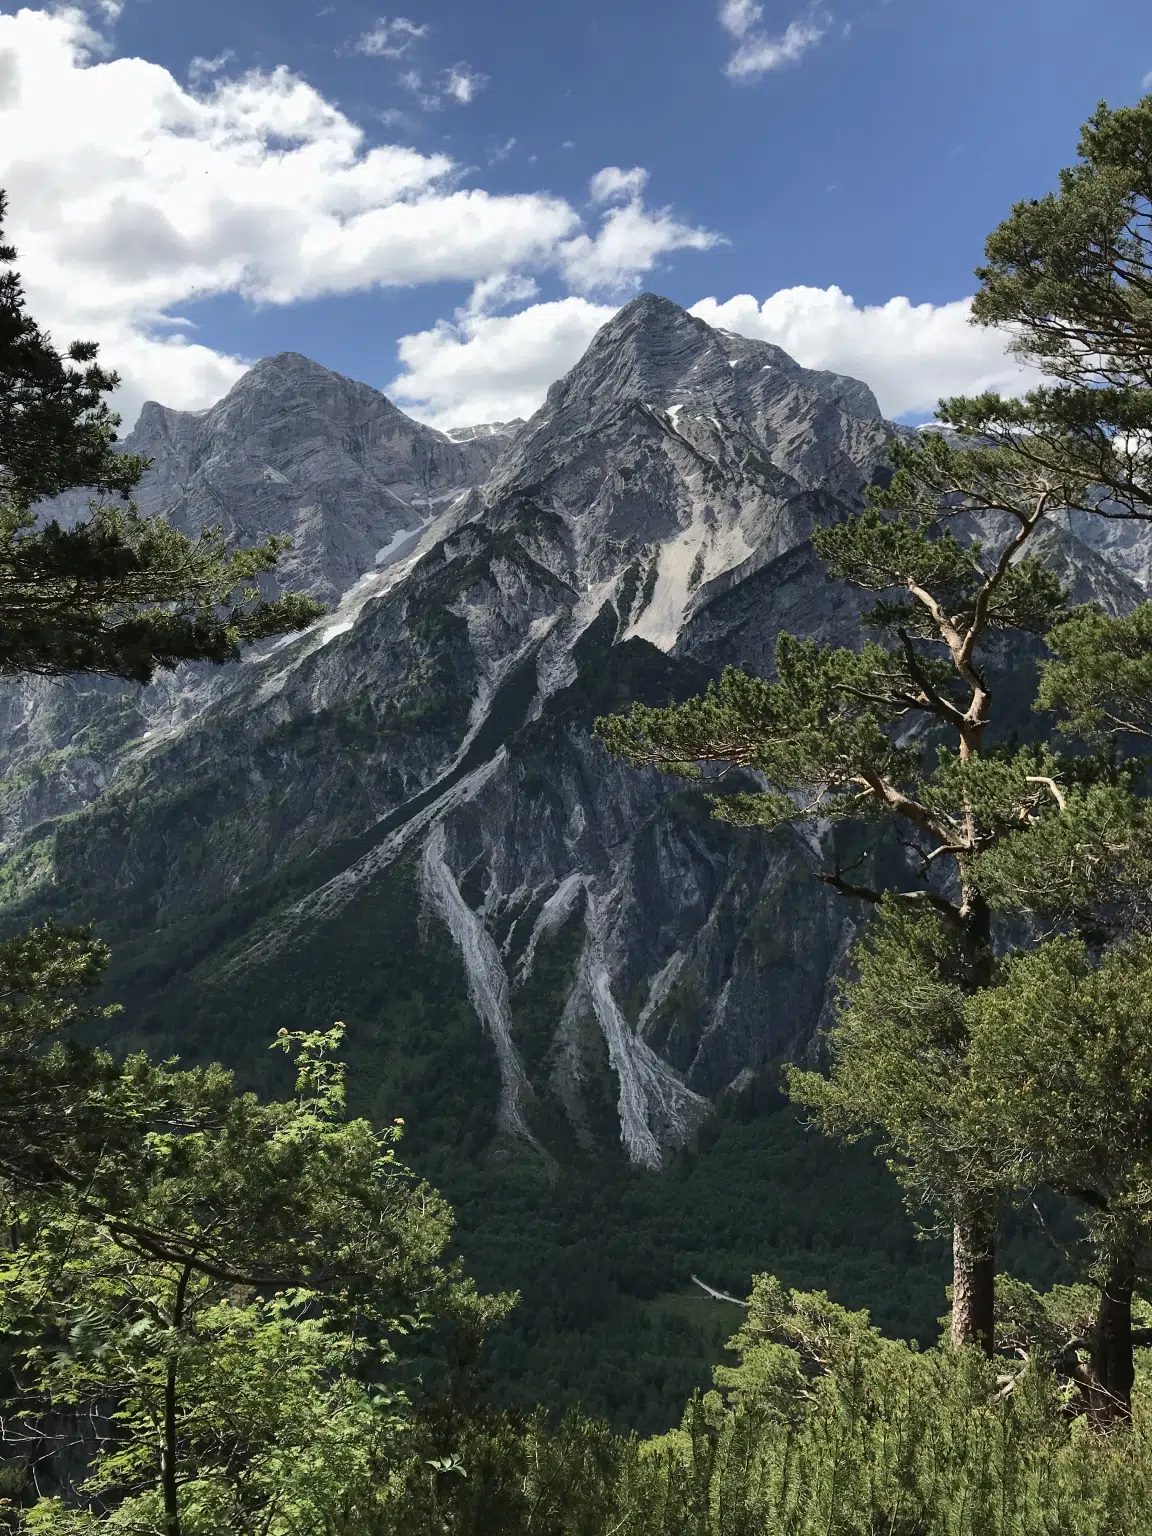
[[10, 91, 1152, 1535]]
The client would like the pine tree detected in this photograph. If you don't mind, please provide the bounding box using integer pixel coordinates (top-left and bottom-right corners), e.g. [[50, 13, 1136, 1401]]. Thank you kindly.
[[596, 92, 1152, 1362], [596, 432, 1082, 1351], [940, 94, 1152, 523], [0, 191, 323, 681], [956, 609, 1152, 1422], [960, 939, 1152, 1424]]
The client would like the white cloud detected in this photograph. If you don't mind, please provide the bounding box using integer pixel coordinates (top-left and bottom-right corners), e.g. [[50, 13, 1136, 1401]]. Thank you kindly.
[[721, 7, 828, 80], [561, 196, 720, 294], [83, 323, 251, 416], [392, 285, 1033, 432], [1143, 68, 1152, 91], [690, 288, 1035, 417], [589, 166, 648, 205], [442, 62, 485, 104], [390, 297, 616, 427], [188, 49, 236, 82], [400, 61, 488, 108], [0, 7, 715, 425], [353, 16, 428, 58], [719, 0, 762, 39], [464, 272, 541, 316]]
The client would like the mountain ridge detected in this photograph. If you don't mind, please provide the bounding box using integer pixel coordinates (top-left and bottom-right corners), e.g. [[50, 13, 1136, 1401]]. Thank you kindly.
[[1, 293, 1145, 1171]]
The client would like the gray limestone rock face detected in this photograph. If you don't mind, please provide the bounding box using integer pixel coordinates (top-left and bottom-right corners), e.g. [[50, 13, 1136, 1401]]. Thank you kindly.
[[45, 353, 520, 606], [122, 353, 520, 604], [0, 359, 522, 833], [1, 296, 1145, 1170], [480, 294, 890, 654]]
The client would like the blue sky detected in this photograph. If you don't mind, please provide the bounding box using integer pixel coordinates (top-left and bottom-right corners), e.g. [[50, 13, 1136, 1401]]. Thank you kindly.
[[1, 0, 1150, 427]]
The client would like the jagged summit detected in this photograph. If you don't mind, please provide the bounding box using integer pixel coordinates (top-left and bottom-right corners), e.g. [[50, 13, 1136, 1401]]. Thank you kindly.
[[477, 293, 890, 655], [539, 292, 731, 414], [111, 353, 516, 603], [247, 349, 330, 373], [533, 293, 880, 425]]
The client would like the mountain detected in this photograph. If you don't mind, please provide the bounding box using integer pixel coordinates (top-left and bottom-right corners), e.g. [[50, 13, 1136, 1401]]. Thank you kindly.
[[0, 296, 1143, 1175], [0, 358, 519, 848], [114, 352, 518, 604]]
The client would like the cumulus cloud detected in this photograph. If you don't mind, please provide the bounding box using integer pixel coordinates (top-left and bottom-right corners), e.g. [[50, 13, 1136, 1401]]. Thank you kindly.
[[352, 16, 428, 58], [691, 288, 1035, 417], [719, 0, 761, 37], [720, 3, 828, 80], [0, 7, 714, 425], [561, 167, 719, 295], [561, 200, 720, 294], [390, 296, 616, 427], [589, 166, 649, 205], [392, 285, 1033, 431]]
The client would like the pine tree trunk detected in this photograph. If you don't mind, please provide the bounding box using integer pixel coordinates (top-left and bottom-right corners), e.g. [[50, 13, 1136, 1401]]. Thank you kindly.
[[949, 890, 996, 1356], [951, 1205, 996, 1354], [161, 1264, 191, 1536], [161, 1353, 181, 1536], [1089, 1256, 1135, 1428]]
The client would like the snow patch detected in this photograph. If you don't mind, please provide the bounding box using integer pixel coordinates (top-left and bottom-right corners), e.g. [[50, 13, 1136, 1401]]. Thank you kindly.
[[409, 486, 475, 510], [249, 546, 429, 702], [375, 523, 426, 565]]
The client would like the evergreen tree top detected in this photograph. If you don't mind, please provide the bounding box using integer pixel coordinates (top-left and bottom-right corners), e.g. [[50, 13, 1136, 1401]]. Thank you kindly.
[[0, 192, 323, 682]]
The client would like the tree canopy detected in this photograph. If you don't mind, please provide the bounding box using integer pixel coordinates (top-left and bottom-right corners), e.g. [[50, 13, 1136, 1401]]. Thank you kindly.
[[0, 191, 322, 682], [596, 90, 1152, 1389]]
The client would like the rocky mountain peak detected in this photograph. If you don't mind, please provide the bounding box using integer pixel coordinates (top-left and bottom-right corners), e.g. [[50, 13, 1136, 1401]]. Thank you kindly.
[[475, 296, 890, 654], [538, 293, 730, 415], [532, 293, 880, 426], [102, 356, 516, 604]]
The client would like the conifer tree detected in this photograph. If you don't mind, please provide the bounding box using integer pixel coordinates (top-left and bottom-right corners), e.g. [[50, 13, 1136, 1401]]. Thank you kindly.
[[596, 433, 1081, 1352], [960, 939, 1152, 1424], [0, 191, 323, 681], [953, 605, 1152, 1422], [940, 93, 1152, 520], [597, 90, 1152, 1361], [0, 193, 326, 1213]]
